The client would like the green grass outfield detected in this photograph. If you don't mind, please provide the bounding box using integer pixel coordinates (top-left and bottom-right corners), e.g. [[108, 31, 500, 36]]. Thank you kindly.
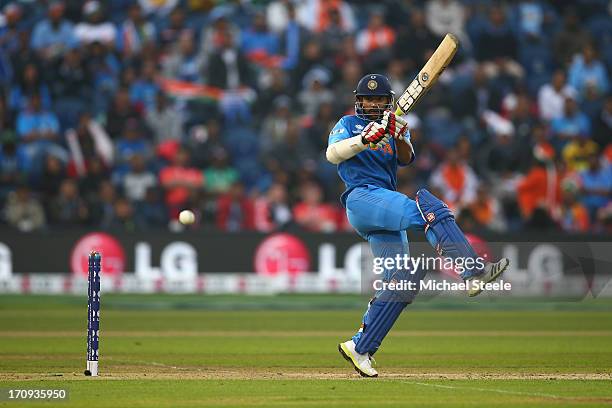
[[1, 294, 611, 407]]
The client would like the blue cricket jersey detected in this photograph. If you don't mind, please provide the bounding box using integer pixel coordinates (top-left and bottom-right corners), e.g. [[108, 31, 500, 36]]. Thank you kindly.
[[328, 115, 413, 207]]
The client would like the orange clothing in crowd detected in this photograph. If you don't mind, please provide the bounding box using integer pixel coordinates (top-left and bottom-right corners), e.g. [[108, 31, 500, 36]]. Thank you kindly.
[[470, 199, 494, 226], [516, 166, 561, 218], [159, 166, 203, 206], [316, 0, 343, 32], [430, 162, 478, 209], [560, 203, 590, 232], [356, 27, 396, 55]]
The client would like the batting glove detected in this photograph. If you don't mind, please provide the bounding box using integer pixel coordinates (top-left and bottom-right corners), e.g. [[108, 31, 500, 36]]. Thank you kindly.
[[382, 111, 410, 141], [361, 121, 389, 147]]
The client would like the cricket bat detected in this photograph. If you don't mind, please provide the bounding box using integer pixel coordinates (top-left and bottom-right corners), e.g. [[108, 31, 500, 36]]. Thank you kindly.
[[395, 33, 459, 116]]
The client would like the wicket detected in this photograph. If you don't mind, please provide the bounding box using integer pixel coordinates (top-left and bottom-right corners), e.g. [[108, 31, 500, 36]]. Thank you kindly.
[[84, 251, 101, 377]]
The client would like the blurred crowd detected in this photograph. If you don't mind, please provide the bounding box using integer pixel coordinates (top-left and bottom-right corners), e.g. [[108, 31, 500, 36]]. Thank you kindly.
[[0, 0, 610, 234]]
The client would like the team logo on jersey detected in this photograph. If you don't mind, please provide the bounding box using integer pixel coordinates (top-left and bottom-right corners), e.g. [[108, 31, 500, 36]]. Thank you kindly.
[[426, 212, 435, 223], [367, 80, 378, 90]]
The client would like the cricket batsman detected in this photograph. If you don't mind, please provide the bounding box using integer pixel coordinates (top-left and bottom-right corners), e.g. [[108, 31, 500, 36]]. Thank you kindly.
[[326, 74, 510, 377]]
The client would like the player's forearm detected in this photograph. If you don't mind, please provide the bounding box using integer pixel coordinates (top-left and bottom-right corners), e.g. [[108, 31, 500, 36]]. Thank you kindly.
[[326, 135, 368, 164], [396, 138, 414, 165]]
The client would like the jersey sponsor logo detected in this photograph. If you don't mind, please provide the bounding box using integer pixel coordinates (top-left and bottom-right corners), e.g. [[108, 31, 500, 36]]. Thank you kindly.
[[355, 124, 364, 130], [330, 128, 345, 135], [369, 143, 393, 155]]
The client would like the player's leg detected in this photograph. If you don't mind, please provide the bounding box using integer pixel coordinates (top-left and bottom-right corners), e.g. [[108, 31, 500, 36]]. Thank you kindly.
[[353, 229, 423, 354], [414, 189, 509, 295], [338, 229, 421, 377], [346, 185, 508, 293]]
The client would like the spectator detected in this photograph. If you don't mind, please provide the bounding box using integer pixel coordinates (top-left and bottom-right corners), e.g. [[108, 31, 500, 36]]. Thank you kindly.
[[298, 67, 333, 117], [115, 119, 152, 165], [135, 187, 168, 229], [105, 196, 139, 230], [0, 3, 24, 57], [260, 95, 293, 153], [553, 8, 591, 67], [567, 43, 609, 99], [187, 119, 224, 168], [579, 152, 612, 220], [517, 143, 560, 221], [355, 11, 395, 72], [558, 178, 590, 232], [105, 88, 142, 139], [47, 178, 89, 226], [293, 181, 338, 232], [199, 11, 240, 59], [538, 70, 577, 121], [67, 113, 114, 174], [263, 119, 316, 176], [130, 60, 159, 112], [477, 5, 518, 63], [267, 0, 293, 34], [203, 147, 239, 195], [302, 101, 337, 153], [0, 132, 27, 197], [592, 96, 612, 148], [297, 0, 356, 34], [469, 184, 506, 232], [9, 63, 51, 114], [562, 134, 599, 172], [479, 114, 523, 180], [216, 181, 254, 231], [89, 180, 116, 227], [159, 147, 203, 211], [240, 12, 280, 68], [38, 154, 66, 199], [332, 60, 362, 113], [74, 1, 117, 47], [394, 8, 437, 72], [3, 184, 46, 231], [425, 0, 468, 46], [551, 96, 591, 148], [77, 156, 109, 199], [117, 2, 156, 58], [453, 65, 504, 118], [255, 67, 291, 122], [16, 93, 67, 172], [121, 154, 156, 203], [254, 182, 292, 232], [162, 30, 204, 83], [294, 39, 329, 91], [30, 1, 76, 61], [513, 0, 547, 39], [84, 41, 121, 112], [145, 92, 183, 144], [273, 3, 303, 71], [50, 48, 92, 102], [206, 29, 252, 90], [430, 148, 479, 210]]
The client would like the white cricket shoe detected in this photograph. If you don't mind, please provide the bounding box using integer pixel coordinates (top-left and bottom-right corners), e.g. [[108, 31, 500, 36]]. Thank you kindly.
[[338, 340, 378, 377], [467, 257, 510, 297]]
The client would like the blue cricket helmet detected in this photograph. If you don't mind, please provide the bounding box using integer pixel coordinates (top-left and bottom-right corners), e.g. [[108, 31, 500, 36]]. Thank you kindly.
[[354, 74, 395, 121]]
